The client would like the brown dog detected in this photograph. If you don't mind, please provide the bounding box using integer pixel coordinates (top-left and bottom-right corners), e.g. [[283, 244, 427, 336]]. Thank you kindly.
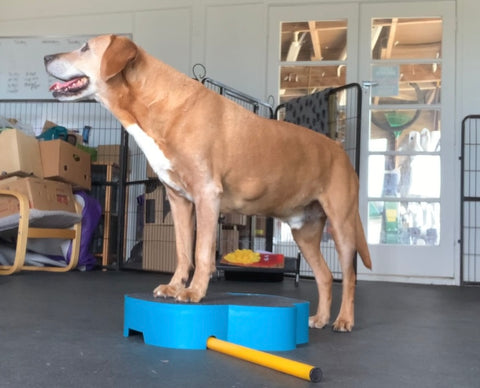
[[45, 34, 371, 332]]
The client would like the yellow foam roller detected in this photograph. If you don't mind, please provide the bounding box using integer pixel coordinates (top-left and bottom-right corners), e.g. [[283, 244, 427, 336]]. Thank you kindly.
[[206, 336, 322, 383], [223, 249, 260, 264]]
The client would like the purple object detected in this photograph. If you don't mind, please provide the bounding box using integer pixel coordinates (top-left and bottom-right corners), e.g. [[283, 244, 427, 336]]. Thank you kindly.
[[66, 191, 102, 270]]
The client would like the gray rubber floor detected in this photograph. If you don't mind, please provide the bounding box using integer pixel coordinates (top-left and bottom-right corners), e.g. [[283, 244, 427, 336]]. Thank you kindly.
[[1, 270, 479, 387]]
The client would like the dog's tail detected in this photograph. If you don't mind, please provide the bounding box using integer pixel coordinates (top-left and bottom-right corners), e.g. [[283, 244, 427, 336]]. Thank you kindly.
[[356, 212, 372, 269]]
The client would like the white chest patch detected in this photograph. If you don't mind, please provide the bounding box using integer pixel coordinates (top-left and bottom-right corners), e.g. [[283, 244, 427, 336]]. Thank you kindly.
[[125, 124, 190, 199]]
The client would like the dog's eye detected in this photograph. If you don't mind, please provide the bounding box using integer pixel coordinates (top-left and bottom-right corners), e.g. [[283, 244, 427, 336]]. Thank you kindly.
[[80, 43, 89, 53]]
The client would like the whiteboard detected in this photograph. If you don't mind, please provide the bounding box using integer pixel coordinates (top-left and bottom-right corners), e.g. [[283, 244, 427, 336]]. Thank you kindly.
[[0, 35, 96, 100]]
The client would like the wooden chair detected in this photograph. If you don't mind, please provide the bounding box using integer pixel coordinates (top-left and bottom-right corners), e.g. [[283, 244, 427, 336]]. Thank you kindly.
[[0, 189, 82, 275]]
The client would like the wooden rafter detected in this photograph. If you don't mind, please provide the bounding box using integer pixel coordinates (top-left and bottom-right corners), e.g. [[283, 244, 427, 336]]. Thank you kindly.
[[384, 17, 398, 59], [308, 21, 323, 61]]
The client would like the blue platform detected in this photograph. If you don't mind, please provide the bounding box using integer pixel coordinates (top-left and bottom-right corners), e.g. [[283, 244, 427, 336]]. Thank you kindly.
[[123, 292, 310, 351]]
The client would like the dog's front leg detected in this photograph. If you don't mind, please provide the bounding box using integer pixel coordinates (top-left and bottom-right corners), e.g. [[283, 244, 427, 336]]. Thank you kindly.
[[153, 189, 195, 298], [175, 193, 220, 303]]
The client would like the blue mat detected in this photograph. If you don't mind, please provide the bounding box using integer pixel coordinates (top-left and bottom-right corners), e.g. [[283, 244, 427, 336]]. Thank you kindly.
[[124, 292, 309, 351]]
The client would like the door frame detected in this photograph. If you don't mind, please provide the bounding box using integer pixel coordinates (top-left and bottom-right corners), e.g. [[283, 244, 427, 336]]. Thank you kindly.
[[357, 1, 458, 284], [266, 1, 458, 285]]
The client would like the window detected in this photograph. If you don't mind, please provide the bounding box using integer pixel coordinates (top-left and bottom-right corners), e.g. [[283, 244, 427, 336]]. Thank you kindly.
[[366, 17, 442, 245], [279, 20, 348, 103]]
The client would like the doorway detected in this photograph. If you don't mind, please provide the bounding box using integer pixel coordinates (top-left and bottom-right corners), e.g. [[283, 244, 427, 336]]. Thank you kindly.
[[359, 2, 456, 283], [268, 1, 457, 283]]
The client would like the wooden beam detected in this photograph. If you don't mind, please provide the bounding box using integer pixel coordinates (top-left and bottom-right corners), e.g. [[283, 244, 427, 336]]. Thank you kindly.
[[308, 21, 323, 61], [384, 18, 398, 59]]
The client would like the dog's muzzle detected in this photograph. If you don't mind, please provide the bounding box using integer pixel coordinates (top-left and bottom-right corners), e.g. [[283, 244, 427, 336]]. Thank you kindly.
[[44, 54, 58, 66], [44, 54, 90, 99]]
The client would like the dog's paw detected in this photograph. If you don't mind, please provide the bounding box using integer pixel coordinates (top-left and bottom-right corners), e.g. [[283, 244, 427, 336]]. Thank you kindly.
[[153, 284, 184, 298], [175, 287, 205, 303], [332, 318, 353, 332], [308, 314, 330, 329]]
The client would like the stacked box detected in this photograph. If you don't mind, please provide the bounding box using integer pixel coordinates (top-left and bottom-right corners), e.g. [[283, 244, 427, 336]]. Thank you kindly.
[[96, 144, 121, 165], [0, 130, 80, 218], [218, 212, 246, 256], [0, 176, 76, 218], [0, 129, 44, 178], [220, 229, 239, 256], [39, 140, 92, 191], [222, 212, 247, 226], [144, 182, 173, 225], [142, 182, 176, 272], [142, 223, 177, 273]]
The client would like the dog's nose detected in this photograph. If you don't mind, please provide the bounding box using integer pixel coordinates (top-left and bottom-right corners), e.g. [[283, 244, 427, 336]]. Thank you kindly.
[[44, 54, 56, 65]]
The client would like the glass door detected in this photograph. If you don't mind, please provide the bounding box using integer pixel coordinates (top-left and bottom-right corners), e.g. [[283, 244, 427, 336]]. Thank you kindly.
[[267, 4, 359, 278], [359, 2, 456, 281]]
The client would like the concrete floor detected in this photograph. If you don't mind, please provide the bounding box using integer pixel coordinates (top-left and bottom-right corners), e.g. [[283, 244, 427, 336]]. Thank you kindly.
[[1, 270, 479, 388]]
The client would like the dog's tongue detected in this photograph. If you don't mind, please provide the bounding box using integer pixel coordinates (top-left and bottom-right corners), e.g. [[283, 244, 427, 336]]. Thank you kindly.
[[49, 79, 74, 91]]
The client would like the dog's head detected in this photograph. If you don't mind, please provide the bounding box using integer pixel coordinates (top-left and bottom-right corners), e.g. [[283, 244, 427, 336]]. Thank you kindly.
[[44, 34, 137, 101]]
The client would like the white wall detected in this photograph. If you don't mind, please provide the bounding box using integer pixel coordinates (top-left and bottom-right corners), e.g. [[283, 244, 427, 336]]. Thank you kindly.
[[457, 0, 480, 118], [0, 0, 270, 98], [2, 0, 480, 109]]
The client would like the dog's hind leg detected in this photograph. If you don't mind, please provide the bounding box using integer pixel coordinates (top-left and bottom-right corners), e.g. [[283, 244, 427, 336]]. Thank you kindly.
[[324, 201, 359, 332], [291, 214, 333, 329], [153, 190, 195, 298], [330, 224, 357, 332]]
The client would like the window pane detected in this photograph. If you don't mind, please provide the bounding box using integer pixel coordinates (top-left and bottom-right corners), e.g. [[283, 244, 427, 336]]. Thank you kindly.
[[370, 110, 441, 151], [371, 17, 442, 60], [368, 154, 441, 198], [368, 16, 444, 247], [279, 65, 346, 102], [368, 201, 440, 245], [370, 64, 441, 104], [281, 20, 347, 62]]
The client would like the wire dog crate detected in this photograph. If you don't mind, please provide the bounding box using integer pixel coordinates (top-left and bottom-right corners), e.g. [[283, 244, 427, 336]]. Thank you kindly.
[[274, 84, 362, 280], [0, 100, 122, 145], [201, 77, 274, 119], [461, 115, 480, 284], [0, 77, 363, 281], [0, 78, 362, 281], [0, 99, 124, 268], [120, 76, 279, 275], [120, 80, 362, 281]]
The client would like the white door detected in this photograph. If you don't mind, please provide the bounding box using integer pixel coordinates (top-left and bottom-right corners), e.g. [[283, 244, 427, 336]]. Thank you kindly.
[[267, 3, 360, 277], [358, 2, 457, 284]]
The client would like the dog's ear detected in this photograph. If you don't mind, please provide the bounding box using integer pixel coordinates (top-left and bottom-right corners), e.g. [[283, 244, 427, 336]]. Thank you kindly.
[[101, 35, 138, 81]]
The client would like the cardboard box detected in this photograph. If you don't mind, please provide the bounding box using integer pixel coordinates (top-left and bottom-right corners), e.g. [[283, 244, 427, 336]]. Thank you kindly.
[[0, 129, 44, 178], [97, 144, 121, 165], [144, 182, 173, 225], [39, 140, 91, 190], [42, 120, 58, 132], [142, 223, 177, 273], [220, 228, 239, 255], [222, 212, 247, 226], [0, 176, 76, 218]]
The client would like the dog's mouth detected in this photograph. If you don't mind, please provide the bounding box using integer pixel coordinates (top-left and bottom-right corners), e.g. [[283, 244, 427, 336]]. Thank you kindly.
[[49, 76, 90, 98]]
